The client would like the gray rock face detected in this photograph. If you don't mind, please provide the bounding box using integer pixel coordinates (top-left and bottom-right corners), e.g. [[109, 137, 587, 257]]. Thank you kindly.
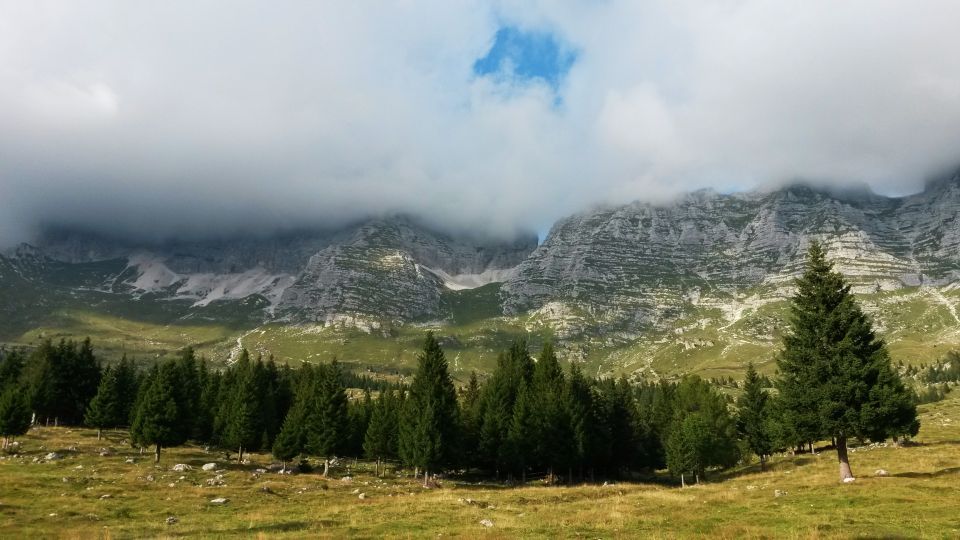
[[8, 216, 537, 325], [502, 174, 960, 335], [278, 218, 535, 323]]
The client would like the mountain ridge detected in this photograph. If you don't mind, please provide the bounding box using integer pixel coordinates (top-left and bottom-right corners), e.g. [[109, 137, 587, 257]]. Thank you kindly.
[[3, 175, 960, 378]]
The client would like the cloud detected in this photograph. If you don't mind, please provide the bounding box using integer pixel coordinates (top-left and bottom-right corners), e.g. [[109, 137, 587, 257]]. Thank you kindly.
[[1, 1, 959, 247]]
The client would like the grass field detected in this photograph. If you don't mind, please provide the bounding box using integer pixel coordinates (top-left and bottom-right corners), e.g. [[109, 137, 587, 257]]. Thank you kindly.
[[1, 395, 958, 538]]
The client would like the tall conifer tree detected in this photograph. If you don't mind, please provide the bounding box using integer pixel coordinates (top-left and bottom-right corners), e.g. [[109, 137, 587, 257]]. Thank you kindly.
[[130, 362, 187, 462], [305, 361, 348, 476], [0, 386, 31, 449], [85, 367, 123, 440], [778, 241, 919, 480], [399, 333, 459, 486], [736, 362, 774, 470]]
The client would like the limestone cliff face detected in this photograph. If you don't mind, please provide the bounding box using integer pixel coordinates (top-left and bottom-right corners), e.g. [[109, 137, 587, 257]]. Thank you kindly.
[[11, 217, 538, 324], [502, 174, 960, 336]]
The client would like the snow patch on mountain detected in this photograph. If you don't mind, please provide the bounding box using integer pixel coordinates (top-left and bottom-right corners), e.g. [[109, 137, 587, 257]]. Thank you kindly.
[[421, 266, 517, 290], [125, 254, 294, 307]]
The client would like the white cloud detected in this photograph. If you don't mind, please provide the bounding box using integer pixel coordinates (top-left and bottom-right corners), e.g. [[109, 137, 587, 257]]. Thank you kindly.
[[1, 1, 959, 247]]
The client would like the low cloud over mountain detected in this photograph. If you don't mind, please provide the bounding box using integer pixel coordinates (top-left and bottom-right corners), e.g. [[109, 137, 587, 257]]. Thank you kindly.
[[2, 1, 960, 246]]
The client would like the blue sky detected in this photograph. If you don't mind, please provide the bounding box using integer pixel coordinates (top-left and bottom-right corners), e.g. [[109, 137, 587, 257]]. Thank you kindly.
[[472, 26, 577, 94]]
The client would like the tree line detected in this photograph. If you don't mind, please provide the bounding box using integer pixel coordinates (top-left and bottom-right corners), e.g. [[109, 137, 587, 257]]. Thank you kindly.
[[0, 242, 922, 483]]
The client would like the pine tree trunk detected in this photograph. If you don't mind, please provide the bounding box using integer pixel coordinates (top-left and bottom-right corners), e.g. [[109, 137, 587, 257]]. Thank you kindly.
[[837, 435, 854, 481], [54, 417, 58, 427], [97, 428, 102, 441], [809, 442, 814, 454], [238, 446, 244, 464], [681, 473, 686, 488], [154, 443, 161, 463], [423, 467, 429, 488], [2, 436, 7, 450], [760, 454, 766, 472], [376, 457, 381, 478], [323, 458, 329, 477]]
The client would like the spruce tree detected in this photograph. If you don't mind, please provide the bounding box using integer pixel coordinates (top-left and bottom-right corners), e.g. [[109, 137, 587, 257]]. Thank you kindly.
[[478, 341, 533, 476], [347, 390, 373, 457], [564, 362, 596, 481], [273, 384, 312, 471], [526, 343, 571, 479], [665, 413, 709, 486], [664, 376, 739, 480], [0, 386, 31, 449], [305, 361, 348, 476], [0, 348, 25, 392], [130, 362, 187, 462], [506, 380, 535, 481], [113, 355, 139, 427], [458, 371, 483, 468], [222, 368, 261, 462], [777, 241, 919, 481], [736, 362, 774, 470], [399, 332, 459, 486], [364, 388, 399, 476], [85, 367, 123, 440]]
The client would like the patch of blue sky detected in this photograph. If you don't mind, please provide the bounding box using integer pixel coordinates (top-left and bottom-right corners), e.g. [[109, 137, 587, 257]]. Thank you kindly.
[[473, 26, 577, 97]]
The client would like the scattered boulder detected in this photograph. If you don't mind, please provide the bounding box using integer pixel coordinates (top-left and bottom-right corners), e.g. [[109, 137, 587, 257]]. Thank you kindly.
[[206, 474, 226, 487], [99, 494, 112, 500], [202, 463, 217, 471], [171, 464, 192, 472], [98, 448, 114, 457], [842, 477, 856, 484], [746, 485, 757, 491], [145, 475, 155, 482], [875, 469, 889, 477], [255, 468, 267, 474], [479, 519, 494, 528], [45, 452, 63, 461], [165, 516, 178, 525], [774, 490, 787, 498], [209, 497, 229, 505], [341, 476, 352, 483], [358, 493, 366, 500], [124, 458, 136, 464]]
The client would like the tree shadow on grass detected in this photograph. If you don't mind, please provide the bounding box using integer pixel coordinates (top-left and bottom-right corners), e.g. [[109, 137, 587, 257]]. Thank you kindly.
[[892, 466, 960, 479], [221, 520, 315, 534], [718, 454, 821, 481]]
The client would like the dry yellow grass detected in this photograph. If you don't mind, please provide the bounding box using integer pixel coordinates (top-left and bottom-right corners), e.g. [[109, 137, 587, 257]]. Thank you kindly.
[[1, 395, 958, 538]]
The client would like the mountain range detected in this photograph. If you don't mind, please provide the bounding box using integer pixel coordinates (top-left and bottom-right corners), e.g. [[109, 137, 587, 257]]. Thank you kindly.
[[3, 173, 960, 380]]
